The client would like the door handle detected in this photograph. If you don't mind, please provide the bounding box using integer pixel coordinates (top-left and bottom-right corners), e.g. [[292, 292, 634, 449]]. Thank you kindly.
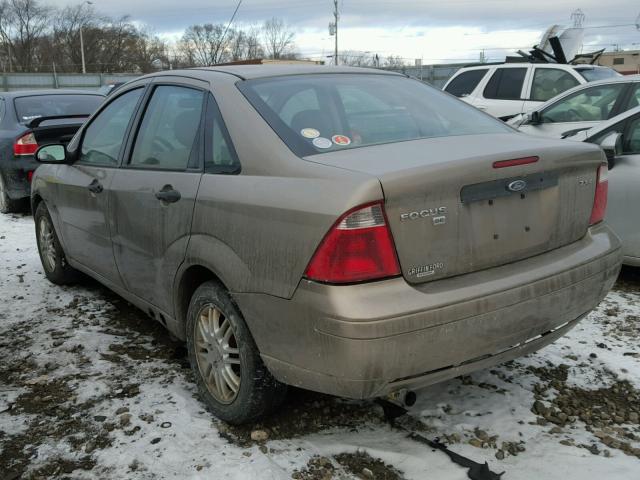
[[87, 179, 103, 194], [155, 185, 181, 204]]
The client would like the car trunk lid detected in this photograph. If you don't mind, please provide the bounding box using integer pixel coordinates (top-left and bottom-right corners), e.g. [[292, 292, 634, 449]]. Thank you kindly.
[[305, 133, 604, 284]]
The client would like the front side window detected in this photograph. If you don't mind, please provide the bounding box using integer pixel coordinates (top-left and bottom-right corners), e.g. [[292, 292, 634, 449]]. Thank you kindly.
[[80, 88, 143, 166], [239, 74, 511, 157], [531, 68, 580, 102], [542, 84, 625, 123], [483, 68, 526, 100], [0, 98, 5, 123], [130, 85, 204, 171], [444, 69, 488, 97]]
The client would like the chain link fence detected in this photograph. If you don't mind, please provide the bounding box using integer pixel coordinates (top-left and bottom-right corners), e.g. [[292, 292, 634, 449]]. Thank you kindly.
[[0, 73, 140, 92]]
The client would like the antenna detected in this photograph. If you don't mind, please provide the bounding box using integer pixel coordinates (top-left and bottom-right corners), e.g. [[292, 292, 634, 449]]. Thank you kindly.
[[571, 9, 585, 28]]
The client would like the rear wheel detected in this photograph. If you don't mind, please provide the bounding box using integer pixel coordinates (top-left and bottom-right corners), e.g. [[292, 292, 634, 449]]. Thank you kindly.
[[0, 173, 22, 214], [186, 281, 287, 424], [34, 202, 80, 284]]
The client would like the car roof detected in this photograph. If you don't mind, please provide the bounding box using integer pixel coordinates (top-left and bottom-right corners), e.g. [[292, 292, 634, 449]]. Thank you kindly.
[[585, 105, 640, 140], [458, 62, 614, 70], [0, 89, 105, 98], [142, 65, 403, 82]]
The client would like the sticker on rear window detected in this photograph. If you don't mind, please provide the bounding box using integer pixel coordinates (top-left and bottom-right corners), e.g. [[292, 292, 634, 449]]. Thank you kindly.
[[300, 128, 320, 139], [312, 137, 332, 149], [332, 135, 351, 146]]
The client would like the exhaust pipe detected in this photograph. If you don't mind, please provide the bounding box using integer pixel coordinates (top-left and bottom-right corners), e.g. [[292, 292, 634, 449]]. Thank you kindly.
[[386, 389, 417, 408]]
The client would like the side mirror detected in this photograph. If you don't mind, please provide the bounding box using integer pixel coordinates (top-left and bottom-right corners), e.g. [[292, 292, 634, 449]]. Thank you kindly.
[[35, 144, 67, 164], [598, 132, 623, 169], [528, 111, 542, 125]]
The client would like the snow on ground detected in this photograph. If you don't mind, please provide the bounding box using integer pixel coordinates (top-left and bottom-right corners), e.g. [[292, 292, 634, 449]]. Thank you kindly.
[[1, 211, 639, 480]]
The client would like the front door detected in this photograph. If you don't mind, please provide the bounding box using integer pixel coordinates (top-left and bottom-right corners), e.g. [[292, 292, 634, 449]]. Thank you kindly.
[[109, 82, 205, 314], [55, 87, 145, 284], [605, 114, 640, 261]]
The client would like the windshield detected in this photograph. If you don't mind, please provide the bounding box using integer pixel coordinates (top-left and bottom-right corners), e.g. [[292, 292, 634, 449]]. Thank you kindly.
[[239, 74, 512, 156], [14, 94, 104, 124], [575, 67, 621, 82]]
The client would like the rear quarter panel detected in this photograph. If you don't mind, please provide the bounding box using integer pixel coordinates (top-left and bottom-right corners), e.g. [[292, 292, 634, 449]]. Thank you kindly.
[[184, 76, 383, 299]]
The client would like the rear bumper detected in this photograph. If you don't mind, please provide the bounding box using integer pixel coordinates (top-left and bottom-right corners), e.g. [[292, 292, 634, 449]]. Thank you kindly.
[[235, 223, 622, 399], [1, 156, 37, 200]]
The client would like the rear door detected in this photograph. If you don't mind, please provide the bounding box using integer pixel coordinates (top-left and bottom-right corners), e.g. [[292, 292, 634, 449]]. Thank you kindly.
[[53, 87, 145, 284], [109, 78, 206, 314], [473, 66, 528, 119]]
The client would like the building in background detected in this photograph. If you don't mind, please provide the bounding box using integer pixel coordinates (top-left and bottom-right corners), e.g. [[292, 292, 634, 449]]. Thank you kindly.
[[597, 50, 640, 75]]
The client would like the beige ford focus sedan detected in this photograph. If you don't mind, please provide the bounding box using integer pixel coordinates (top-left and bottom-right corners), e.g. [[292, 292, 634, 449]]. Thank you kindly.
[[31, 65, 621, 424]]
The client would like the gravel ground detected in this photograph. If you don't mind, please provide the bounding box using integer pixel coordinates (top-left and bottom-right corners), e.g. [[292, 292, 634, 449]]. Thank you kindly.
[[1, 211, 639, 480]]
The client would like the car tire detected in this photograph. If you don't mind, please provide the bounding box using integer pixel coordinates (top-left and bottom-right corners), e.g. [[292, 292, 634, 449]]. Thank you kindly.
[[34, 202, 80, 285], [0, 173, 23, 214], [186, 281, 287, 424]]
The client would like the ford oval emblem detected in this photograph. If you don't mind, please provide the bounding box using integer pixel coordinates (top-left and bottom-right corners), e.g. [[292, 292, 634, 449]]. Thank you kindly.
[[507, 180, 527, 192]]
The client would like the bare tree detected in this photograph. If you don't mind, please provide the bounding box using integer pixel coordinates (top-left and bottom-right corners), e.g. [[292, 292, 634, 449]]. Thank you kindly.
[[384, 55, 405, 68], [262, 17, 295, 59], [0, 0, 52, 71], [180, 23, 230, 66], [340, 50, 375, 67]]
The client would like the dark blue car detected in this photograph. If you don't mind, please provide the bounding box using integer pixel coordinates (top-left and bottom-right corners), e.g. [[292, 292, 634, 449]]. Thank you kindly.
[[0, 90, 104, 213]]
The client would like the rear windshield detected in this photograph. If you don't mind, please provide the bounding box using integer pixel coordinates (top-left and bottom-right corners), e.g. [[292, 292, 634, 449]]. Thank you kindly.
[[238, 74, 511, 156], [14, 94, 103, 123], [575, 67, 621, 82]]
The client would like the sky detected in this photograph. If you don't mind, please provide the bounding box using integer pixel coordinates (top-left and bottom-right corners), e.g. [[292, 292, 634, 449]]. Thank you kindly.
[[47, 0, 640, 64]]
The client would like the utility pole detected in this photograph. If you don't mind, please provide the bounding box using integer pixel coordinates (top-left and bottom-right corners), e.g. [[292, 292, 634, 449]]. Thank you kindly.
[[80, 26, 86, 73], [332, 0, 339, 65], [79, 1, 93, 74]]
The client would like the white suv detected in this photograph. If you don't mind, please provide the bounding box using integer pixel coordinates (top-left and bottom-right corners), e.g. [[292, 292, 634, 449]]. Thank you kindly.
[[443, 63, 619, 120]]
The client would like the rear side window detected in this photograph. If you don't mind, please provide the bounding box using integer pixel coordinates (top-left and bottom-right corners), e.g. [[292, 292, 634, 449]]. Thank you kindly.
[[445, 69, 488, 97], [542, 83, 626, 123], [531, 68, 580, 102], [205, 93, 240, 174], [624, 117, 640, 154], [627, 84, 640, 109], [575, 67, 620, 82], [483, 68, 526, 100], [0, 99, 5, 123], [130, 85, 204, 171], [238, 74, 511, 157], [14, 94, 103, 123]]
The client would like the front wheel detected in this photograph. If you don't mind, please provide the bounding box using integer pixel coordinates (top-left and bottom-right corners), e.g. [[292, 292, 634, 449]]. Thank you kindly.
[[186, 281, 287, 424], [34, 202, 80, 284]]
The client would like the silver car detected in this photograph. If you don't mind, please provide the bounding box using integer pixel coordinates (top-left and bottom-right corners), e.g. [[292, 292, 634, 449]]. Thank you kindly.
[[577, 106, 640, 266], [510, 75, 640, 138], [31, 66, 621, 424]]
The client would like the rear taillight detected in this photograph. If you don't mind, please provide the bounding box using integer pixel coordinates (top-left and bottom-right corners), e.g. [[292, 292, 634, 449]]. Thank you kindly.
[[589, 163, 608, 226], [304, 201, 401, 284], [14, 132, 38, 156]]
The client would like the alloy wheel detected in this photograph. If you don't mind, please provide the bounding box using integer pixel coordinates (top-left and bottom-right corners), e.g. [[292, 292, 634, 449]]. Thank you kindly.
[[194, 305, 241, 404], [38, 217, 57, 272]]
